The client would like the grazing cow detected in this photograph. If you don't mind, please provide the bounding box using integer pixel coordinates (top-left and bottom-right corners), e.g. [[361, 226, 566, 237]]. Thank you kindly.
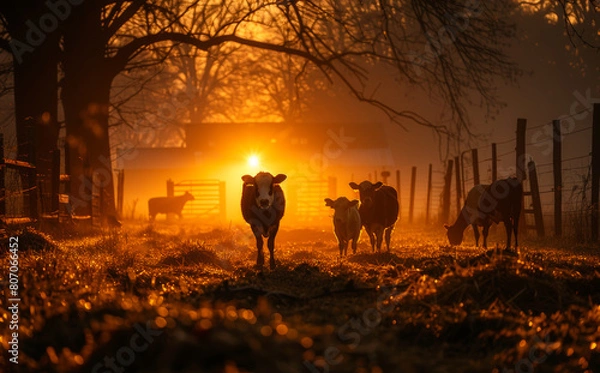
[[444, 184, 488, 247], [241, 172, 287, 269], [444, 178, 522, 249], [349, 181, 399, 252], [148, 191, 194, 221], [324, 197, 361, 256]]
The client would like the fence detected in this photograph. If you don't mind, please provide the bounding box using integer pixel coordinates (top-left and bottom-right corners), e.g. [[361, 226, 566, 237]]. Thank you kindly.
[[167, 179, 226, 221]]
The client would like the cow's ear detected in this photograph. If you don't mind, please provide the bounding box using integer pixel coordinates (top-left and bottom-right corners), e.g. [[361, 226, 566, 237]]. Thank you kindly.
[[373, 181, 383, 190], [349, 182, 359, 190], [443, 224, 450, 230], [242, 175, 254, 184], [349, 199, 359, 207], [273, 174, 287, 184], [324, 198, 334, 207]]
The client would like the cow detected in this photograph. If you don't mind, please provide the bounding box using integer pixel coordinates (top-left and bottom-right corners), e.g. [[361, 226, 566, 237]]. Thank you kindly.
[[349, 181, 399, 253], [444, 184, 488, 247], [148, 191, 194, 221], [444, 178, 522, 249], [241, 172, 287, 270], [324, 197, 361, 256]]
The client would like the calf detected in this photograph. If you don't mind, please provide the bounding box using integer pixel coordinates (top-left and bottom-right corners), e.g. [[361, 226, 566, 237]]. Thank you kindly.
[[324, 197, 361, 256], [349, 181, 399, 252], [148, 191, 194, 221], [241, 172, 287, 269], [444, 178, 522, 249]]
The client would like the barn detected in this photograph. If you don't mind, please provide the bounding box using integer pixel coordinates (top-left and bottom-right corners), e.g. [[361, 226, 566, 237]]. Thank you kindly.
[[116, 122, 395, 225]]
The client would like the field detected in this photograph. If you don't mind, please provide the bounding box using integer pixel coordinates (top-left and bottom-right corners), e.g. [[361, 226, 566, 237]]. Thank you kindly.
[[1, 222, 600, 373]]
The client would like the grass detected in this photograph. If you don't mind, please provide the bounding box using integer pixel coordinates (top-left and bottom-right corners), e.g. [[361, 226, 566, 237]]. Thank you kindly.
[[1, 222, 599, 372]]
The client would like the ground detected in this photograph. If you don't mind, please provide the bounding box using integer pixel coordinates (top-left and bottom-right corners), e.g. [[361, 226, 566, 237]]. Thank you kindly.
[[1, 222, 599, 373]]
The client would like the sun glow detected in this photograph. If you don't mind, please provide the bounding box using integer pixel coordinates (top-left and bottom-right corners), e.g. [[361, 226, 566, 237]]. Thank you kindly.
[[247, 154, 260, 168]]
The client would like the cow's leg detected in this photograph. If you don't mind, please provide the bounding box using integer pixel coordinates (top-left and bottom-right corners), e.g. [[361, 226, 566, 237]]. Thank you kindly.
[[375, 225, 384, 253], [482, 222, 490, 249], [338, 240, 345, 257], [384, 225, 394, 252], [366, 226, 376, 252], [472, 224, 480, 247], [351, 237, 358, 254], [255, 235, 264, 269], [267, 223, 280, 270], [504, 219, 513, 249]]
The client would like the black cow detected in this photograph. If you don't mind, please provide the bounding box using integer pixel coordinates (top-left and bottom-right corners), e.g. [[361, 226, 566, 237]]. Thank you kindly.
[[241, 172, 287, 269], [349, 181, 399, 252], [148, 191, 194, 221], [444, 178, 522, 249]]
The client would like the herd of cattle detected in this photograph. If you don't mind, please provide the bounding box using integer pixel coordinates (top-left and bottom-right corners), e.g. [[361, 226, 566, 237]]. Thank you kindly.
[[148, 172, 523, 270]]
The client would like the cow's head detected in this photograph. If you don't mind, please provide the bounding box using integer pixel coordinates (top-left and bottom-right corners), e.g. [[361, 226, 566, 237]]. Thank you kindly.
[[325, 197, 359, 226], [444, 223, 463, 246], [242, 172, 287, 210], [349, 181, 383, 208], [183, 191, 195, 201]]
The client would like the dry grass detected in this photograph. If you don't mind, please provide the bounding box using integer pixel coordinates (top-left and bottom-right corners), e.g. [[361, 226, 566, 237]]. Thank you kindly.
[[1, 222, 599, 373]]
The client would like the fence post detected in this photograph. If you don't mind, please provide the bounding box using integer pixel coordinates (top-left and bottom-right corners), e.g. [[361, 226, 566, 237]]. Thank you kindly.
[[454, 156, 461, 216], [527, 161, 545, 237], [51, 149, 60, 213], [491, 143, 497, 182], [516, 118, 527, 182], [592, 104, 600, 241], [28, 124, 38, 221], [425, 164, 432, 224], [0, 134, 4, 216], [440, 160, 453, 224], [396, 170, 401, 222], [471, 148, 480, 186], [167, 179, 174, 197], [409, 166, 416, 224], [552, 119, 562, 237], [381, 171, 390, 184], [117, 169, 125, 218]]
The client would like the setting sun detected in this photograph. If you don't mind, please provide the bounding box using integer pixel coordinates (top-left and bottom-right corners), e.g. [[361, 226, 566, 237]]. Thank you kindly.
[[247, 154, 260, 168]]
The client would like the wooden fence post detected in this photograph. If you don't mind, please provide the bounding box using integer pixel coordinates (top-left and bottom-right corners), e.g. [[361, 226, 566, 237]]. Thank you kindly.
[[553, 119, 562, 237], [592, 103, 600, 241], [396, 170, 401, 222], [408, 166, 416, 224], [491, 143, 498, 182], [0, 134, 5, 216], [440, 160, 453, 224], [471, 148, 480, 186], [51, 149, 60, 213], [117, 169, 125, 217], [425, 164, 432, 224], [454, 156, 461, 216], [27, 122, 38, 221], [516, 118, 527, 182], [527, 161, 545, 237], [167, 179, 174, 197]]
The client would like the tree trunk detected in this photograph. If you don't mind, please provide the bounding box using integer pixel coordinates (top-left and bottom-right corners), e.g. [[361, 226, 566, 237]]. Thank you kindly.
[[3, 1, 60, 214], [62, 2, 116, 218]]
